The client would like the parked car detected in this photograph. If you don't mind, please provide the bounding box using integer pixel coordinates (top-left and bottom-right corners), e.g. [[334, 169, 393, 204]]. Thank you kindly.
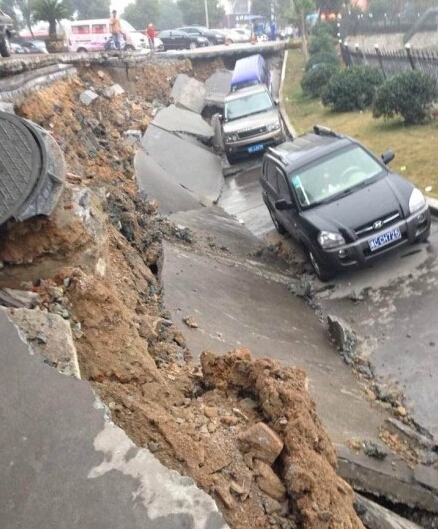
[[158, 29, 209, 50], [211, 28, 251, 44], [260, 126, 431, 280], [222, 84, 285, 163], [20, 40, 49, 54], [176, 25, 225, 45], [10, 42, 25, 54], [0, 9, 14, 57]]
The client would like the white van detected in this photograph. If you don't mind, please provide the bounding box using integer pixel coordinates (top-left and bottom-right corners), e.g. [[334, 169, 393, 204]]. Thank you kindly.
[[67, 19, 147, 53]]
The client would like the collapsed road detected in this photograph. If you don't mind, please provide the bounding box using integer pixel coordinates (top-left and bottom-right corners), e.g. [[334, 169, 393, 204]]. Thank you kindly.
[[0, 48, 437, 529]]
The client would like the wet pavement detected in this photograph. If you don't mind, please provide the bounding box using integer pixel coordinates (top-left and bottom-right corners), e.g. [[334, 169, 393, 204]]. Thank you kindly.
[[219, 163, 438, 442]]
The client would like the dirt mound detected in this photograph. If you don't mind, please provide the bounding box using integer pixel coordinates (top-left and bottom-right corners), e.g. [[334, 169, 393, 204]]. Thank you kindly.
[[0, 61, 365, 529]]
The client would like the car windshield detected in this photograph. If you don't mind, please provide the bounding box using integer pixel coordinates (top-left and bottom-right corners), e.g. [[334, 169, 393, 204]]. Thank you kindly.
[[225, 91, 273, 121], [289, 145, 385, 207]]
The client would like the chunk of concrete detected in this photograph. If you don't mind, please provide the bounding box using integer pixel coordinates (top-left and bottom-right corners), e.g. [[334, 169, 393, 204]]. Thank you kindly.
[[5, 307, 81, 378], [135, 150, 203, 214], [0, 308, 229, 529], [204, 70, 232, 107], [153, 105, 213, 140], [337, 445, 438, 514], [123, 129, 142, 147], [142, 124, 223, 205], [171, 74, 206, 114], [327, 314, 357, 352], [79, 89, 99, 106], [0, 101, 15, 113], [102, 83, 125, 99], [355, 493, 424, 529], [0, 288, 41, 309], [238, 422, 284, 465]]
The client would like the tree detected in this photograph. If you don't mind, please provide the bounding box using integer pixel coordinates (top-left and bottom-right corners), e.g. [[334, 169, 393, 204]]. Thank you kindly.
[[291, 0, 316, 60], [64, 0, 110, 19], [176, 0, 225, 27], [157, 0, 183, 30], [32, 0, 72, 36], [122, 0, 159, 30]]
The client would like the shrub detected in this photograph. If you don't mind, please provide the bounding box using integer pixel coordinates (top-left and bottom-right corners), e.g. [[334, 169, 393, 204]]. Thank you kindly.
[[373, 70, 438, 124], [311, 21, 334, 37], [301, 63, 339, 98], [305, 51, 339, 72], [308, 32, 335, 56], [322, 66, 384, 112]]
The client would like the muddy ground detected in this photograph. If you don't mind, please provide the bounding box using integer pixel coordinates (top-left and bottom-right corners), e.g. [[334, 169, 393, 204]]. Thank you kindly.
[[0, 58, 367, 529]]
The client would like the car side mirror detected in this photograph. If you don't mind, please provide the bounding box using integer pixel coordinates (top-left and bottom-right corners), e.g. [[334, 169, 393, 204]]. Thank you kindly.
[[275, 198, 294, 211], [381, 150, 395, 165]]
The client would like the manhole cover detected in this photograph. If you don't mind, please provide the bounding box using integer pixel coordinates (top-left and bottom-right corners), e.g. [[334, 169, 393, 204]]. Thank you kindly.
[[0, 111, 43, 225]]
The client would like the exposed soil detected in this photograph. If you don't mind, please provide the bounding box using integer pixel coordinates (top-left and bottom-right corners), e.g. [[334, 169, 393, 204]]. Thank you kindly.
[[0, 59, 365, 529]]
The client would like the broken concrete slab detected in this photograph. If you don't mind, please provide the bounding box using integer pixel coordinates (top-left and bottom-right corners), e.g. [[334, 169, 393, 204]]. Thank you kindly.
[[4, 307, 81, 378], [385, 418, 436, 453], [0, 308, 229, 529], [171, 74, 206, 114], [414, 464, 438, 491], [135, 150, 204, 214], [327, 314, 357, 353], [79, 89, 99, 106], [142, 125, 223, 205], [124, 130, 142, 147], [337, 445, 438, 514], [0, 288, 41, 309], [204, 70, 232, 107], [355, 494, 423, 529], [152, 105, 213, 140], [102, 83, 125, 99]]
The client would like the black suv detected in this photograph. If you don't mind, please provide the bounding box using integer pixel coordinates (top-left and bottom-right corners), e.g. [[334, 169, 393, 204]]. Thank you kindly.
[[176, 26, 225, 45], [0, 10, 14, 57], [260, 126, 431, 280]]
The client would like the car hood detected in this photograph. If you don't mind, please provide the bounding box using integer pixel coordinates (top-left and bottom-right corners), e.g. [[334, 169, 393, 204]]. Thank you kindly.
[[301, 174, 413, 235], [223, 108, 279, 134]]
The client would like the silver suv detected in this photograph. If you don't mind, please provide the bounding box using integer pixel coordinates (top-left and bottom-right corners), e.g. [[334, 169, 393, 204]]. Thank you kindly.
[[222, 84, 285, 163]]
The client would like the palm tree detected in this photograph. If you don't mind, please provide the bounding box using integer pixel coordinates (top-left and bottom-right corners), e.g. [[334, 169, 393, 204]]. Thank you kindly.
[[32, 0, 71, 37]]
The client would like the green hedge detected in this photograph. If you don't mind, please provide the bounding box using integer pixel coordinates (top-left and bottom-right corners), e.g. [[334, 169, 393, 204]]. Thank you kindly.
[[322, 66, 384, 112], [305, 51, 339, 71], [301, 63, 339, 98], [373, 70, 438, 124]]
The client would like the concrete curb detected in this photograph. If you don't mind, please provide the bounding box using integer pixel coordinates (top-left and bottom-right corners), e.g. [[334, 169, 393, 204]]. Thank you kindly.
[[278, 49, 296, 139]]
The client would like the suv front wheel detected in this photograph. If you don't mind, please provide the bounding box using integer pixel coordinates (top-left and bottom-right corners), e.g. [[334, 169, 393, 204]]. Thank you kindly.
[[268, 207, 286, 234], [308, 247, 335, 282], [0, 31, 11, 57]]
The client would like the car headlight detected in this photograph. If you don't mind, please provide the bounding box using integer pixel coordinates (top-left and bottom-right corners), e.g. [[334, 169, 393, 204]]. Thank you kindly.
[[267, 122, 281, 132], [224, 133, 238, 143], [317, 231, 345, 249], [409, 188, 426, 214]]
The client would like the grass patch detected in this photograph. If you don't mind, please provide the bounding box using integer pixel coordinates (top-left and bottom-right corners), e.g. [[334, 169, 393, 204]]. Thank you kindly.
[[282, 49, 438, 197]]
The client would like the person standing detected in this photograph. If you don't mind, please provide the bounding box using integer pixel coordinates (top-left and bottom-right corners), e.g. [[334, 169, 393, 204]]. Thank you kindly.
[[146, 23, 155, 51], [109, 9, 122, 50]]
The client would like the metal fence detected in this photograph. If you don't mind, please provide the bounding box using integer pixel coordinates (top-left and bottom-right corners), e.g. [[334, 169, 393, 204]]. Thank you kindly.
[[340, 42, 438, 85]]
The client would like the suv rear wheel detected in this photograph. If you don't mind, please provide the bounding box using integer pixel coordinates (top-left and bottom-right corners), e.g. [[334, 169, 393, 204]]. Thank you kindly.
[[0, 32, 11, 57], [308, 248, 335, 282]]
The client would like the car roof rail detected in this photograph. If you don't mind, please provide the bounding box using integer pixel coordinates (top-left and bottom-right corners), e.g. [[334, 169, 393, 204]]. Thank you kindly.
[[267, 145, 288, 163], [313, 125, 343, 138]]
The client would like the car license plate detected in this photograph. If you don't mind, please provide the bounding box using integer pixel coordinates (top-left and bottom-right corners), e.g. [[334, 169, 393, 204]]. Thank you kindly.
[[368, 227, 402, 251], [248, 143, 264, 153]]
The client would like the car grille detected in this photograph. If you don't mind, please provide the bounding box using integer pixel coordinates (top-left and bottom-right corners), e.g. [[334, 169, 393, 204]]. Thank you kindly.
[[238, 126, 267, 140], [354, 211, 400, 237]]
